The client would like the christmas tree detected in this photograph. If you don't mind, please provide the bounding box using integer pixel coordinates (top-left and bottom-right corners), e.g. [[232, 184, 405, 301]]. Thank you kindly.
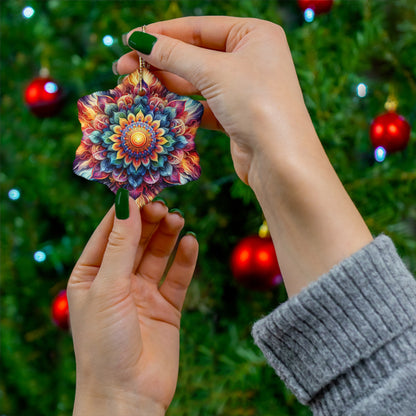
[[1, 1, 415, 415]]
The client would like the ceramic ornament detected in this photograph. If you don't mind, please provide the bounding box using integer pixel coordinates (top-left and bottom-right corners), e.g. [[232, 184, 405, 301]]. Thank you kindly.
[[73, 68, 204, 206]]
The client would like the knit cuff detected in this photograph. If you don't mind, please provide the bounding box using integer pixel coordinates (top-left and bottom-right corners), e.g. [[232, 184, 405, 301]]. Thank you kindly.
[[251, 235, 416, 407]]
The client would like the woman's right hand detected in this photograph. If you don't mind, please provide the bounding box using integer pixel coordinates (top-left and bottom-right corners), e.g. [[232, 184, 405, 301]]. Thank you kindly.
[[115, 16, 314, 185], [116, 16, 373, 297]]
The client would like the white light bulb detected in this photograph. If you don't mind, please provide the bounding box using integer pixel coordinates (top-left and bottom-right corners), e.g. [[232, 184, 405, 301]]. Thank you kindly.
[[23, 6, 35, 19], [356, 83, 367, 98], [103, 35, 114, 46]]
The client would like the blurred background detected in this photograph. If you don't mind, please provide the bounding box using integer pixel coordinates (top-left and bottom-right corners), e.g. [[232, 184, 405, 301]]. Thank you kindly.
[[1, 0, 415, 415]]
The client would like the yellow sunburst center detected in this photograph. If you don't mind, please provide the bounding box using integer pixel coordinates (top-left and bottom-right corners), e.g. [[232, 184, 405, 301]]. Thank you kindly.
[[130, 131, 147, 147]]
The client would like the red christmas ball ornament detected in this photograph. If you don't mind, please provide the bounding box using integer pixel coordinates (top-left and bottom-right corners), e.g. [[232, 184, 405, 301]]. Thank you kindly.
[[51, 290, 69, 330], [24, 75, 64, 117], [370, 111, 411, 153], [298, 0, 334, 15], [230, 235, 282, 291]]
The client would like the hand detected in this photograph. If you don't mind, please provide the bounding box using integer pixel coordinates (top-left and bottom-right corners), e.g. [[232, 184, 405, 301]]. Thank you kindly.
[[116, 16, 310, 185], [116, 16, 372, 297], [67, 198, 198, 415]]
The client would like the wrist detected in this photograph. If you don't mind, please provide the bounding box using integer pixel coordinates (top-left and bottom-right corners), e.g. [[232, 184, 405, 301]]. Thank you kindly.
[[246, 116, 372, 296], [247, 107, 321, 197], [73, 387, 165, 416]]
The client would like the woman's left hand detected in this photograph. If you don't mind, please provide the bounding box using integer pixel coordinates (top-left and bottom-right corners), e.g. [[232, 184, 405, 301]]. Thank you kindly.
[[67, 198, 198, 416]]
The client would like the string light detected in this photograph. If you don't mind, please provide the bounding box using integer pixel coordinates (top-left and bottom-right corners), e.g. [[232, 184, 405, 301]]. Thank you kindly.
[[34, 250, 47, 262], [356, 83, 367, 98], [102, 35, 114, 46], [8, 189, 21, 200], [44, 81, 58, 93], [22, 6, 35, 19], [374, 146, 387, 162], [304, 8, 315, 22]]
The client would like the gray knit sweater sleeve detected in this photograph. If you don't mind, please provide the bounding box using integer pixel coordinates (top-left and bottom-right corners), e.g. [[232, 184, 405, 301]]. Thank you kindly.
[[251, 235, 416, 415]]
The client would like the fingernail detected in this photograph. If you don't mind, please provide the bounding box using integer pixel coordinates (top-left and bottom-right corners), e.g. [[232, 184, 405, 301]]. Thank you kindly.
[[189, 94, 206, 101], [122, 33, 128, 46], [186, 231, 197, 238], [112, 60, 119, 76], [128, 31, 157, 55], [169, 208, 184, 218], [152, 196, 167, 206], [115, 188, 129, 219]]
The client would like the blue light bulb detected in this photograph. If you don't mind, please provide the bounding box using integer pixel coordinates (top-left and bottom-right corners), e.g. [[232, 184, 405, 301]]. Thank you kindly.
[[304, 8, 315, 23], [44, 81, 58, 94], [34, 250, 47, 262], [103, 35, 114, 46], [8, 189, 21, 200], [374, 146, 387, 163]]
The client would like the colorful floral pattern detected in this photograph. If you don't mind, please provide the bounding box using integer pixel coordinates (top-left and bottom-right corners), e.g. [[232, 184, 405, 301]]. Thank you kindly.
[[73, 68, 204, 206]]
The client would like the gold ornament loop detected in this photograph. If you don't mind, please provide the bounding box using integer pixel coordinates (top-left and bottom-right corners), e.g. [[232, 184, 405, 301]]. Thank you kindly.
[[384, 94, 398, 112], [138, 25, 147, 96], [258, 220, 270, 238]]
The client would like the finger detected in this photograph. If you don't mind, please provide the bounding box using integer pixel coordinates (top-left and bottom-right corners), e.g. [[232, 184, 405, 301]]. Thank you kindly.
[[133, 200, 169, 271], [70, 206, 115, 273], [200, 101, 224, 131], [145, 16, 243, 50], [159, 233, 198, 311], [125, 30, 221, 93], [114, 52, 222, 132], [116, 51, 200, 95], [115, 50, 141, 75], [136, 211, 185, 283], [97, 197, 142, 287], [151, 70, 200, 95], [67, 206, 115, 310], [115, 51, 179, 78], [118, 16, 243, 75], [117, 14, 240, 76]]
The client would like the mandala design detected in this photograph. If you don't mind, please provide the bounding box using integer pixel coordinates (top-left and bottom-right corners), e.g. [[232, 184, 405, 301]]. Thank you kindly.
[[73, 68, 204, 206]]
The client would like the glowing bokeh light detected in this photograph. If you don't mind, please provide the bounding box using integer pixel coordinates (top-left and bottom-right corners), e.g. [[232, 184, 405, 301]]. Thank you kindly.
[[8, 189, 21, 200], [356, 83, 367, 98], [22, 6, 35, 19], [257, 250, 270, 264], [34, 250, 47, 262], [103, 35, 114, 46], [304, 8, 315, 22], [44, 81, 58, 94], [374, 146, 387, 162], [374, 125, 383, 136], [388, 124, 398, 135], [239, 249, 250, 263]]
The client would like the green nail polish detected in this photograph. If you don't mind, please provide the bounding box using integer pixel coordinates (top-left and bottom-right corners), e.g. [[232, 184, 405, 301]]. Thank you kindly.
[[115, 188, 129, 219], [186, 231, 197, 238], [189, 94, 206, 101], [128, 31, 157, 55], [169, 208, 184, 218], [152, 196, 167, 206]]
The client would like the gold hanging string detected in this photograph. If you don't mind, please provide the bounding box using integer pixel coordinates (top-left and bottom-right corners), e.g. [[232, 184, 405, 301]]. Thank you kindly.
[[138, 26, 146, 96]]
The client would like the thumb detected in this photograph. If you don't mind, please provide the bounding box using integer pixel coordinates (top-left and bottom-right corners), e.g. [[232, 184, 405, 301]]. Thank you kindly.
[[126, 30, 219, 93], [97, 190, 141, 287]]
